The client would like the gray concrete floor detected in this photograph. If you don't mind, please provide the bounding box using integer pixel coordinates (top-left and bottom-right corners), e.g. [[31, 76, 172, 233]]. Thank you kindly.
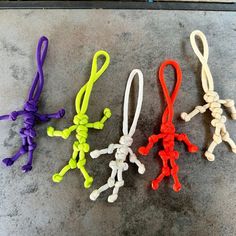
[[0, 10, 235, 236]]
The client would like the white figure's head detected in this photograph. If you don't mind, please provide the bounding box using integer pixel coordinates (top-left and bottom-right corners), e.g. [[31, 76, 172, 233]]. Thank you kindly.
[[119, 135, 133, 146], [204, 91, 219, 103]]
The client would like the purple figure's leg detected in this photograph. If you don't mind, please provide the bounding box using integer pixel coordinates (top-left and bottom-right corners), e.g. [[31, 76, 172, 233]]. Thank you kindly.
[[2, 132, 28, 166], [21, 137, 37, 172], [2, 144, 28, 166]]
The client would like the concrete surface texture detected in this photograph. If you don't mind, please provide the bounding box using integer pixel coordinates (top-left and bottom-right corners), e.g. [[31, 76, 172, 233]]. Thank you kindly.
[[0, 10, 235, 236]]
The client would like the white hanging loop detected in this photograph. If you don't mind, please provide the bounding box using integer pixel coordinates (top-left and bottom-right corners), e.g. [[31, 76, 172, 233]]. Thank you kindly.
[[123, 69, 144, 137], [89, 69, 145, 203]]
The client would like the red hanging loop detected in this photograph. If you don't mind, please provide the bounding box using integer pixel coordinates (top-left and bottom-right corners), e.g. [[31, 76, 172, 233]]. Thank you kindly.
[[159, 60, 182, 125], [138, 60, 198, 192]]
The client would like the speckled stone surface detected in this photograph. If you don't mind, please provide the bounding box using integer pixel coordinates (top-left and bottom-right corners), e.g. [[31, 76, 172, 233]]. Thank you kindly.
[[0, 10, 235, 236]]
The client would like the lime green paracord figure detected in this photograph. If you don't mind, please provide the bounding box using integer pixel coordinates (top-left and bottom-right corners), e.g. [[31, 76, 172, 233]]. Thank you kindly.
[[47, 50, 111, 188]]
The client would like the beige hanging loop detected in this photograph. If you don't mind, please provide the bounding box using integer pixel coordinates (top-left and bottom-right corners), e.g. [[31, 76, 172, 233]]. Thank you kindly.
[[181, 30, 236, 161]]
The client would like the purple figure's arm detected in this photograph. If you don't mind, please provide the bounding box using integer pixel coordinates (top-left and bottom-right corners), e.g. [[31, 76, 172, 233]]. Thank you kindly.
[[0, 110, 25, 121], [36, 108, 65, 122]]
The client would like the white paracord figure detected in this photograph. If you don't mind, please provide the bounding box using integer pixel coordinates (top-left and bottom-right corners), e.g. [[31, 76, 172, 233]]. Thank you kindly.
[[181, 30, 236, 161], [90, 69, 145, 203]]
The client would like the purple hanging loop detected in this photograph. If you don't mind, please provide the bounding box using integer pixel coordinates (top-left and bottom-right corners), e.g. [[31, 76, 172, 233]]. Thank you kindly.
[[0, 36, 65, 172]]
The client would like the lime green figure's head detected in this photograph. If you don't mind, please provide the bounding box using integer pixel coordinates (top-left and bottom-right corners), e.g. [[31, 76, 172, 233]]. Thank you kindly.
[[73, 113, 89, 125]]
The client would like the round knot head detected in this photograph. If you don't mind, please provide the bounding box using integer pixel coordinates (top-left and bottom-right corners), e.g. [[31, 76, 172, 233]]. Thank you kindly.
[[204, 91, 219, 103], [119, 135, 133, 146], [73, 113, 88, 125], [160, 122, 175, 134], [24, 100, 38, 112]]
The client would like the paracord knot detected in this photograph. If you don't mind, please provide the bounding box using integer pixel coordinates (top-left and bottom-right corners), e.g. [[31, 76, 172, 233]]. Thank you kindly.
[[108, 144, 115, 154], [77, 158, 86, 169], [73, 142, 90, 153], [224, 99, 234, 108], [119, 135, 133, 146], [196, 105, 206, 113], [213, 134, 222, 144], [73, 113, 89, 125], [10, 111, 18, 121], [203, 91, 219, 103], [24, 100, 38, 112], [160, 122, 175, 134], [69, 158, 77, 169]]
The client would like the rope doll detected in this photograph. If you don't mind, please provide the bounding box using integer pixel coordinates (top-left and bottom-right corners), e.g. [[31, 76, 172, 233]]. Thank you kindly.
[[0, 36, 65, 172], [138, 60, 198, 192], [89, 69, 145, 203], [181, 30, 236, 161], [47, 50, 112, 188]]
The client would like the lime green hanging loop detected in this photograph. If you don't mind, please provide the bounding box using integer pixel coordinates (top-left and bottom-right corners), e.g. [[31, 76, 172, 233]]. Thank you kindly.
[[47, 50, 112, 189], [75, 50, 110, 114]]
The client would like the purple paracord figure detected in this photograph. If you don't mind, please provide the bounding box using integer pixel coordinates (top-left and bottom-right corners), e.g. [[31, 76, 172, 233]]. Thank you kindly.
[[0, 36, 65, 172]]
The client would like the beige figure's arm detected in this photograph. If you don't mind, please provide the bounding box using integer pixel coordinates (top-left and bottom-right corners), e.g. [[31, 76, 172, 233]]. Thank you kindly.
[[220, 99, 236, 120], [181, 104, 209, 122]]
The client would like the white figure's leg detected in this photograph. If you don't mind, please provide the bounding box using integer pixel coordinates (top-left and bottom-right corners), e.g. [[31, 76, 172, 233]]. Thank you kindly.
[[108, 163, 128, 203], [205, 126, 222, 161], [90, 161, 117, 201], [221, 126, 236, 153]]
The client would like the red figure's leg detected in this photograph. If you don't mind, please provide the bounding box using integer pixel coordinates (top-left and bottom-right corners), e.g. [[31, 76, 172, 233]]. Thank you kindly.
[[170, 157, 181, 192], [151, 150, 170, 190]]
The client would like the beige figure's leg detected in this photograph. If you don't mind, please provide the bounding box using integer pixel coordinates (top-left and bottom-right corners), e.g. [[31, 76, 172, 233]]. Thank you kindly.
[[205, 127, 222, 161], [221, 126, 236, 153]]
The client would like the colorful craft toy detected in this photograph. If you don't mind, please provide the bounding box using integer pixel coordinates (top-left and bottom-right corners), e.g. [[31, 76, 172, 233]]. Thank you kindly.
[[0, 36, 65, 172], [90, 69, 145, 203], [138, 60, 198, 192], [47, 50, 111, 188], [181, 30, 236, 161]]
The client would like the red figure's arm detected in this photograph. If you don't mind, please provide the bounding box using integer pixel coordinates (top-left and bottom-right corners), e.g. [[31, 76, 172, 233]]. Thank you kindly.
[[175, 133, 198, 153], [138, 134, 164, 156]]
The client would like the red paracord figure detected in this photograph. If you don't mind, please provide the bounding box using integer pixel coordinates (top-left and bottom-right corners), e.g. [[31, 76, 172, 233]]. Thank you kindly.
[[138, 60, 198, 192]]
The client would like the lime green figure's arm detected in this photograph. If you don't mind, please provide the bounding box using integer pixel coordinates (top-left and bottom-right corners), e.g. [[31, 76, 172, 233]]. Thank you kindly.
[[47, 125, 77, 139], [86, 108, 112, 129]]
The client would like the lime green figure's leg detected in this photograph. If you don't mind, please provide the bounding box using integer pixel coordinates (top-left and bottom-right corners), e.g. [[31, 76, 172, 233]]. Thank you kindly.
[[77, 150, 93, 188], [52, 142, 78, 183]]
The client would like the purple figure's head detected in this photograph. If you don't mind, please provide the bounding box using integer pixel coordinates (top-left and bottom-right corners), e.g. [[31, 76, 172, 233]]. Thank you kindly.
[[24, 36, 49, 112]]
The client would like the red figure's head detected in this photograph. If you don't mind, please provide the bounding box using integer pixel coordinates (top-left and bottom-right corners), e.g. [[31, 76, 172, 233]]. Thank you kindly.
[[160, 122, 175, 134]]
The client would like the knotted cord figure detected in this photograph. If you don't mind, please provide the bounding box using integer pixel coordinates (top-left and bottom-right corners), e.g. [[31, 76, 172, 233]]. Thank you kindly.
[[138, 60, 198, 192], [181, 30, 236, 161], [0, 36, 65, 172], [47, 50, 111, 188], [89, 69, 145, 203]]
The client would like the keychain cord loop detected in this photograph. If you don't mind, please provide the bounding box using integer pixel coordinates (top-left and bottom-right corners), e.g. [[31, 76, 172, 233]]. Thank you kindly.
[[28, 36, 48, 102], [190, 30, 214, 93], [75, 50, 110, 114], [158, 60, 182, 124], [123, 69, 144, 137]]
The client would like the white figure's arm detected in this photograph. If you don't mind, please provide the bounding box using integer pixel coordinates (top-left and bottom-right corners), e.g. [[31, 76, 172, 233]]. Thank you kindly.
[[128, 148, 145, 174], [90, 143, 120, 159], [181, 104, 209, 122], [220, 99, 236, 120]]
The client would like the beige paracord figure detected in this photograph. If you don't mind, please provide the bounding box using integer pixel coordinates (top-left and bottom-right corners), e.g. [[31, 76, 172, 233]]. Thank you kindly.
[[181, 30, 236, 161]]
